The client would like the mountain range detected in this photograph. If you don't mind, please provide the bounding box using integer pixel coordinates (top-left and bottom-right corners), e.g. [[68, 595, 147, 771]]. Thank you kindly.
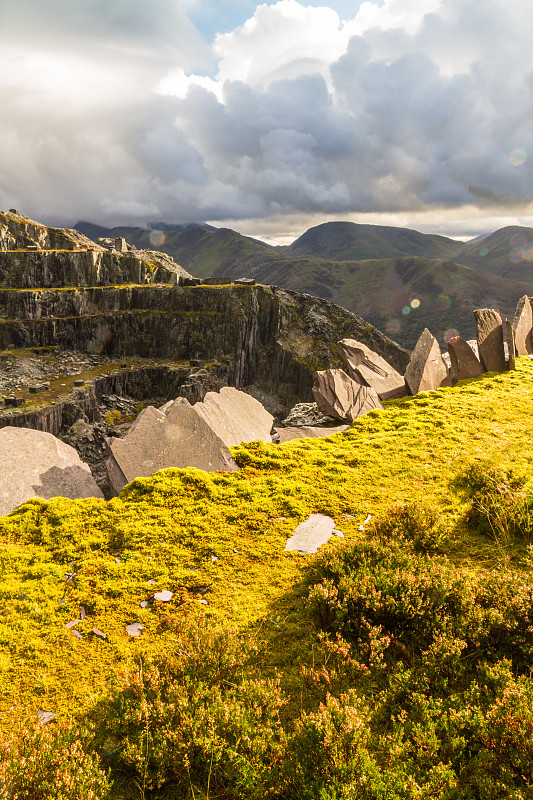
[[74, 220, 533, 349]]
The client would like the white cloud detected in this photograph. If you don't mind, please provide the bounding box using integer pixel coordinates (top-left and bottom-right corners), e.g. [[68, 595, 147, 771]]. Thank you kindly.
[[1, 0, 532, 236]]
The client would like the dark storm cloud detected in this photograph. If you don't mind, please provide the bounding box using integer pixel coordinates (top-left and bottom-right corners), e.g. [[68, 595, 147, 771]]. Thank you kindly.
[[1, 0, 532, 227]]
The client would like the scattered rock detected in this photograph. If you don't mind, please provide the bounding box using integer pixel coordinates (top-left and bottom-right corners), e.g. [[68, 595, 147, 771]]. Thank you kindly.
[[274, 425, 349, 442], [404, 328, 451, 394], [126, 623, 144, 637], [512, 295, 533, 356], [284, 514, 337, 554], [153, 590, 173, 602], [447, 337, 484, 382], [339, 338, 406, 400], [0, 427, 104, 517], [38, 710, 57, 725], [193, 387, 274, 447], [64, 620, 80, 629], [474, 308, 506, 372], [281, 402, 337, 427], [91, 628, 107, 640], [312, 369, 383, 422]]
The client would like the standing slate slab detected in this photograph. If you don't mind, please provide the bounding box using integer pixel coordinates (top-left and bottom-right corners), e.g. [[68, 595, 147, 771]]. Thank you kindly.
[[512, 295, 533, 356], [312, 369, 384, 422], [404, 328, 451, 394], [447, 337, 484, 383], [284, 514, 337, 553], [0, 427, 103, 517], [194, 387, 274, 447], [339, 338, 406, 400], [474, 309, 506, 372], [506, 319, 516, 370], [106, 398, 238, 495]]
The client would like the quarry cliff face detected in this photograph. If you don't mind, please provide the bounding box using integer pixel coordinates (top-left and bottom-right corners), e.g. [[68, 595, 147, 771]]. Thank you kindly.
[[0, 212, 409, 403], [0, 210, 192, 287]]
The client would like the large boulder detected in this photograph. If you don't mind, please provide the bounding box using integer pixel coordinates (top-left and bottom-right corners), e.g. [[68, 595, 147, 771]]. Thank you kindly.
[[404, 328, 451, 394], [474, 309, 506, 372], [106, 399, 238, 495], [512, 295, 533, 356], [339, 339, 406, 400], [312, 369, 383, 422], [0, 426, 103, 516], [193, 387, 273, 447], [447, 337, 484, 382]]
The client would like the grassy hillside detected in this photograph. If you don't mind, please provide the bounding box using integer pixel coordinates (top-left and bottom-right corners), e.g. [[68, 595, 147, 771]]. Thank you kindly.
[[3, 362, 533, 797], [283, 220, 464, 261], [456, 225, 533, 281]]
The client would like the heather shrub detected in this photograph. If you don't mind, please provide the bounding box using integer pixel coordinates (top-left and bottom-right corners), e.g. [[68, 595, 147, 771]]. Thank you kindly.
[[460, 463, 533, 545], [0, 714, 110, 800], [369, 501, 448, 553], [100, 619, 287, 797]]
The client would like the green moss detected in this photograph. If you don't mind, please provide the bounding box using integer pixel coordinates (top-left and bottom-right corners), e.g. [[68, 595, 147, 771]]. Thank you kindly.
[[1, 361, 533, 771]]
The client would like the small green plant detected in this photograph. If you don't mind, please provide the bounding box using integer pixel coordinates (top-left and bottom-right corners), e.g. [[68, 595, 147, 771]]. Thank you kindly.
[[104, 409, 121, 425], [0, 713, 111, 799]]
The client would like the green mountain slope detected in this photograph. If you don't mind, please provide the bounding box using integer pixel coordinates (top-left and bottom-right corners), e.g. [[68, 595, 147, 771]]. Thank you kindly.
[[283, 220, 464, 261], [456, 225, 533, 281]]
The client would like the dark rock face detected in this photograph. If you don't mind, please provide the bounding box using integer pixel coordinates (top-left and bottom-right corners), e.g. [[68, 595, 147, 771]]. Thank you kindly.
[[0, 284, 409, 405]]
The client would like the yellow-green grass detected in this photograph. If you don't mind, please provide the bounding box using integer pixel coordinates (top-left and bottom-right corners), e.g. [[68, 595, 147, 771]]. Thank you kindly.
[[1, 360, 533, 724]]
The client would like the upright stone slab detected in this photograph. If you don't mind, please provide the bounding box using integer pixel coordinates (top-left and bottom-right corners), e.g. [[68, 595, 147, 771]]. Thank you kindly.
[[339, 339, 406, 400], [194, 387, 274, 447], [506, 319, 516, 370], [447, 337, 484, 383], [106, 398, 238, 495], [284, 514, 337, 554], [474, 309, 506, 372], [512, 295, 533, 356], [404, 328, 451, 394], [274, 425, 349, 443], [0, 427, 103, 517], [312, 369, 383, 422]]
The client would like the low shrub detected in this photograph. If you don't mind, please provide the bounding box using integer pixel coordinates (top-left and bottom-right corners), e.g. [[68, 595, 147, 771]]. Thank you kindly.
[[0, 713, 110, 800], [99, 618, 287, 797]]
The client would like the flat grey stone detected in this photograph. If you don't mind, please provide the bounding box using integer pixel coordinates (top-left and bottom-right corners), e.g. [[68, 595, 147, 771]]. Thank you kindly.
[[405, 328, 451, 394], [312, 369, 383, 422], [339, 338, 406, 400], [0, 427, 104, 517], [194, 387, 274, 447], [512, 295, 533, 356], [475, 308, 506, 372], [107, 398, 238, 494], [274, 425, 349, 442], [284, 514, 337, 553], [447, 337, 484, 382]]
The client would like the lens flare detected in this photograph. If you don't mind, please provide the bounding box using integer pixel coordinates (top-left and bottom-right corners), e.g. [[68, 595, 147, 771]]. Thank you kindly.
[[410, 298, 420, 309], [149, 230, 166, 247], [385, 318, 401, 335], [444, 329, 459, 343], [478, 246, 489, 257], [509, 148, 527, 166], [436, 294, 451, 311]]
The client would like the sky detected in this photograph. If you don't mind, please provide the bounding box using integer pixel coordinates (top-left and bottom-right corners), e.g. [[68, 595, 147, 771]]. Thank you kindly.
[[1, 0, 533, 244]]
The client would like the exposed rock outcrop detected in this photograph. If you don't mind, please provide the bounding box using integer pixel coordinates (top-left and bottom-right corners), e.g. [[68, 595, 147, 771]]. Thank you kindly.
[[339, 338, 406, 400]]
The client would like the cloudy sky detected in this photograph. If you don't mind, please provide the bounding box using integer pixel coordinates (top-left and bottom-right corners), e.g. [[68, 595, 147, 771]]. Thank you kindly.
[[1, 0, 532, 243]]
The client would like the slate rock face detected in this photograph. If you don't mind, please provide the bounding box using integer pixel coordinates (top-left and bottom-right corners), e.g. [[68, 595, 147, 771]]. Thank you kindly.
[[274, 425, 349, 443], [474, 309, 506, 372], [447, 337, 484, 382], [106, 398, 238, 495], [312, 369, 383, 422], [505, 319, 516, 370], [284, 514, 337, 553], [193, 387, 274, 447], [281, 402, 337, 428], [512, 295, 533, 356], [404, 328, 451, 394], [339, 339, 406, 400], [0, 426, 103, 516]]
